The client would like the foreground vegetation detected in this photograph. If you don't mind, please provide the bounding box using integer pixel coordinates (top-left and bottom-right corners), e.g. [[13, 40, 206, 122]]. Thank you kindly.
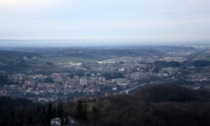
[[1, 84, 210, 126], [95, 84, 210, 126]]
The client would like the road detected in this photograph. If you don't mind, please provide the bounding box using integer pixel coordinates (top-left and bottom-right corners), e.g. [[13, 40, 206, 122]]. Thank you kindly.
[[118, 83, 147, 94]]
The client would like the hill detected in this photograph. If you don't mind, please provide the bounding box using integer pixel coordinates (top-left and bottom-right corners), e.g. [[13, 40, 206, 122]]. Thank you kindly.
[[134, 84, 210, 102], [93, 84, 210, 126], [1, 84, 210, 126], [0, 50, 40, 73], [0, 50, 61, 73], [0, 96, 49, 126]]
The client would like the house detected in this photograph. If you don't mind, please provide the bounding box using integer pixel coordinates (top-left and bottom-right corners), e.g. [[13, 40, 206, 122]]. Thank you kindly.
[[63, 116, 76, 126], [51, 117, 61, 126]]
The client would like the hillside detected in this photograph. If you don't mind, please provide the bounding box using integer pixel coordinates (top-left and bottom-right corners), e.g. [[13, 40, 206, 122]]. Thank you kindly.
[[1, 84, 210, 126], [0, 50, 40, 72], [0, 96, 49, 126], [93, 84, 210, 126], [134, 84, 210, 102], [0, 50, 60, 73]]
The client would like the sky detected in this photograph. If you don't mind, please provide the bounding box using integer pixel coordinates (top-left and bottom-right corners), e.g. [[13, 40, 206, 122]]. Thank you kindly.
[[0, 0, 210, 44]]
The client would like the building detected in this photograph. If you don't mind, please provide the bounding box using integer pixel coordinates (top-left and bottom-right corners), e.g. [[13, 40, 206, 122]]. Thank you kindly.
[[80, 77, 87, 86], [130, 72, 142, 80], [51, 117, 61, 126]]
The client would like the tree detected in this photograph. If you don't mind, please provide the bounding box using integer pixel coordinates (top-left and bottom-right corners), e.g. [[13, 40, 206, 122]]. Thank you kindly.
[[92, 106, 99, 126], [74, 101, 87, 121], [192, 60, 210, 67], [47, 103, 52, 119], [57, 102, 64, 118], [52, 108, 57, 118], [0, 73, 10, 85]]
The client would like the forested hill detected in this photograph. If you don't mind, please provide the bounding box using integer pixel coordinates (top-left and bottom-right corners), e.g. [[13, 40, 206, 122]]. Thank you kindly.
[[0, 50, 57, 73], [0, 50, 40, 73], [133, 84, 210, 102], [0, 50, 39, 58], [95, 84, 210, 126], [5, 46, 195, 59], [1, 84, 210, 126]]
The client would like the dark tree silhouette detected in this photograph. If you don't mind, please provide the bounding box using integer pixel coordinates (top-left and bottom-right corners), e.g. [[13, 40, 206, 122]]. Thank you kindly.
[[92, 106, 99, 126], [57, 102, 64, 118], [47, 103, 53, 119], [74, 101, 87, 121]]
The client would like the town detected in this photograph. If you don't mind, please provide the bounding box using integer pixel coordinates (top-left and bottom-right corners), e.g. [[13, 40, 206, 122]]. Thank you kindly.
[[1, 45, 210, 102]]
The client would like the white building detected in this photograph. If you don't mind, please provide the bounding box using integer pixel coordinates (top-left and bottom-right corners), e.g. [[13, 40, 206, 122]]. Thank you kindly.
[[51, 117, 61, 126], [130, 72, 142, 80]]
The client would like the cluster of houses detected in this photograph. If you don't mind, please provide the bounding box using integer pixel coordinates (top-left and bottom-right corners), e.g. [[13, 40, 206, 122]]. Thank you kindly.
[[51, 116, 76, 126], [0, 55, 191, 101]]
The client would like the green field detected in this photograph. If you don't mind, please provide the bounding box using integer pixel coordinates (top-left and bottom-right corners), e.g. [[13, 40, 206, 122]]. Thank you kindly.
[[193, 55, 210, 61], [33, 57, 99, 65], [86, 101, 96, 112]]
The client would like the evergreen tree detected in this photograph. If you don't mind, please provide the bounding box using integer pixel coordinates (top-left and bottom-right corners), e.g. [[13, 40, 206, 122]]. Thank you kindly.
[[52, 108, 57, 118], [92, 106, 98, 126], [57, 102, 64, 118], [47, 103, 52, 119], [74, 101, 87, 121]]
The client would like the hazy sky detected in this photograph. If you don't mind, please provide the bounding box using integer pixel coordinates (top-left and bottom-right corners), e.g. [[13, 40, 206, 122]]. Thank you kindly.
[[0, 0, 210, 43]]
